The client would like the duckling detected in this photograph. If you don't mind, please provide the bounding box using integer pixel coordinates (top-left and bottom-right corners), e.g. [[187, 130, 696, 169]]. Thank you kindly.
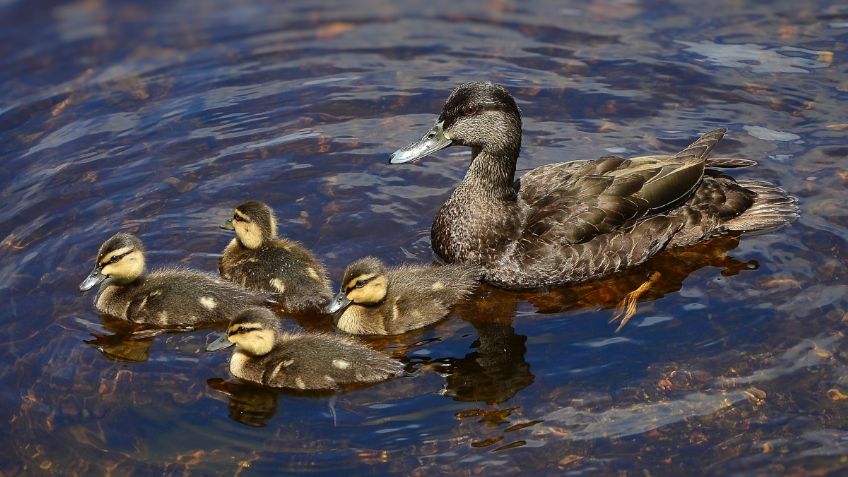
[[219, 200, 332, 312], [390, 81, 799, 289], [216, 307, 403, 390], [323, 256, 478, 335], [79, 233, 268, 326]]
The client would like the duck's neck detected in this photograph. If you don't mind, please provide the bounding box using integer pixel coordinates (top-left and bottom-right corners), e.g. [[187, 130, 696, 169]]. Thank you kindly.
[[461, 146, 519, 201], [433, 144, 522, 265]]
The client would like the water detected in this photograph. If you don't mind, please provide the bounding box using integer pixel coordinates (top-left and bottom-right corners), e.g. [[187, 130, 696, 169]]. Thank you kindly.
[[1, 0, 846, 475]]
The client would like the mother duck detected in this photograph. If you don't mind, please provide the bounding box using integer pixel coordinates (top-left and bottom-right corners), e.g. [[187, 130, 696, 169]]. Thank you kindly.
[[390, 81, 798, 290]]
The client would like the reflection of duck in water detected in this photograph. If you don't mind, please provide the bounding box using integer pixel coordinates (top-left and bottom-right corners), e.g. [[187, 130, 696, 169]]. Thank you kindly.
[[418, 235, 754, 404], [521, 235, 755, 313], [219, 200, 332, 312], [211, 308, 403, 390], [207, 378, 278, 428], [391, 81, 798, 290], [396, 288, 535, 405], [79, 233, 268, 326], [441, 319, 534, 405], [324, 256, 478, 335]]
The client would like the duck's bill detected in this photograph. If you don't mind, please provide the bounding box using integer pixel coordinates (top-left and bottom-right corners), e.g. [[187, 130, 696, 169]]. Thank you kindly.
[[206, 332, 235, 352], [219, 218, 235, 231], [323, 291, 352, 315], [390, 121, 452, 164], [79, 266, 105, 292]]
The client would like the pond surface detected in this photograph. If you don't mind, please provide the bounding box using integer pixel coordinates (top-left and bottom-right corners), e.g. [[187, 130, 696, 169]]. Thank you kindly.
[[1, 0, 847, 475]]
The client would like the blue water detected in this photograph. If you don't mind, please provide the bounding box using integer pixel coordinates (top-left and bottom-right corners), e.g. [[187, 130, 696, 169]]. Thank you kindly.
[[1, 0, 847, 475]]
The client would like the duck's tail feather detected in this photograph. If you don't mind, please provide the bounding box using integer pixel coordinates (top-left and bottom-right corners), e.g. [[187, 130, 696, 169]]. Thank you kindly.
[[674, 128, 726, 162], [722, 180, 799, 232], [706, 157, 757, 168]]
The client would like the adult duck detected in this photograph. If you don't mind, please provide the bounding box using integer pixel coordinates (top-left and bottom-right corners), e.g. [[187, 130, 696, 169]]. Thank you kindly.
[[390, 81, 798, 290]]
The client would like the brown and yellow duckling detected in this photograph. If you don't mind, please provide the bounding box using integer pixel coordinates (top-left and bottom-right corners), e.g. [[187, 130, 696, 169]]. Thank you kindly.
[[79, 233, 267, 326], [323, 256, 478, 335], [390, 81, 799, 289], [220, 200, 332, 312], [210, 307, 403, 390]]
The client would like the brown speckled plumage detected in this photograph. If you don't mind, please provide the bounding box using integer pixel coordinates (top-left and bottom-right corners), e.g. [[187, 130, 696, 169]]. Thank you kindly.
[[83, 233, 267, 326], [226, 308, 403, 390], [393, 82, 799, 289], [219, 200, 332, 311], [332, 257, 479, 335]]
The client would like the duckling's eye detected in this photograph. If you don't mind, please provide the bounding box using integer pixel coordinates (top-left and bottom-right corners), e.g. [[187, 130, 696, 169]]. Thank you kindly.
[[106, 249, 134, 265], [355, 281, 365, 289]]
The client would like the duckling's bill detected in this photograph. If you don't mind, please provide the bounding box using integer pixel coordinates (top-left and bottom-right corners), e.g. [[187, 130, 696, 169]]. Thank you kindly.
[[323, 290, 352, 315], [390, 121, 451, 164], [220, 218, 235, 231], [206, 332, 235, 351], [79, 266, 105, 292]]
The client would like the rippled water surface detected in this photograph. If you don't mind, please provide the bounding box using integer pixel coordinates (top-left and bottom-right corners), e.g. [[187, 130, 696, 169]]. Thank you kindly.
[[2, 0, 847, 475]]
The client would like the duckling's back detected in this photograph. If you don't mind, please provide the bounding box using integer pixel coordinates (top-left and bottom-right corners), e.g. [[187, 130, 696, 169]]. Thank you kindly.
[[97, 268, 267, 325], [381, 263, 479, 334], [220, 238, 332, 312], [234, 333, 403, 390]]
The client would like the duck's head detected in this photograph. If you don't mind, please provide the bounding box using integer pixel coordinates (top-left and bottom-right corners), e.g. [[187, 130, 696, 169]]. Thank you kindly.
[[390, 81, 522, 164], [222, 307, 280, 356], [323, 256, 389, 315], [79, 233, 146, 292], [220, 200, 278, 249]]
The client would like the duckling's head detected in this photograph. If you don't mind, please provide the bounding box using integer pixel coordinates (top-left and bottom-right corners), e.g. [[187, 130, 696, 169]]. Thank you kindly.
[[220, 200, 278, 249], [79, 233, 146, 291], [390, 81, 522, 164], [226, 308, 280, 356], [323, 256, 389, 314]]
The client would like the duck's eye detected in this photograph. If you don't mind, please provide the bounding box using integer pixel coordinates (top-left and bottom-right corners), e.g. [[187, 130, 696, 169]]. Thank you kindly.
[[354, 281, 365, 289]]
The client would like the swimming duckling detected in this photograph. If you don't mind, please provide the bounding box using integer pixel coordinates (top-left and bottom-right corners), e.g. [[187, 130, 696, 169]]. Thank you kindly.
[[323, 257, 478, 335], [79, 233, 267, 326], [219, 200, 332, 312], [390, 81, 799, 289], [215, 307, 403, 390]]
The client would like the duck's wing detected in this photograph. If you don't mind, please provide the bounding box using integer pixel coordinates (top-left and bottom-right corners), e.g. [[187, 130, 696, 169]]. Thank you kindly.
[[518, 128, 726, 245]]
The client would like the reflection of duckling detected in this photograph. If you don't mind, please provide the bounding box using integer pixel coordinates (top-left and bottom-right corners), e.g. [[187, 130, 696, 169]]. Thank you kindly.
[[219, 308, 403, 390], [207, 378, 278, 428], [323, 257, 478, 335], [220, 200, 331, 312], [79, 233, 266, 326]]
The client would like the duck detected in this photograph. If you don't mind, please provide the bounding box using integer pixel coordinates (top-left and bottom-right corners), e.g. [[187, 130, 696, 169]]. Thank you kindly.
[[219, 200, 332, 312], [390, 81, 799, 289], [209, 307, 404, 390], [323, 256, 479, 335], [79, 232, 269, 326]]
